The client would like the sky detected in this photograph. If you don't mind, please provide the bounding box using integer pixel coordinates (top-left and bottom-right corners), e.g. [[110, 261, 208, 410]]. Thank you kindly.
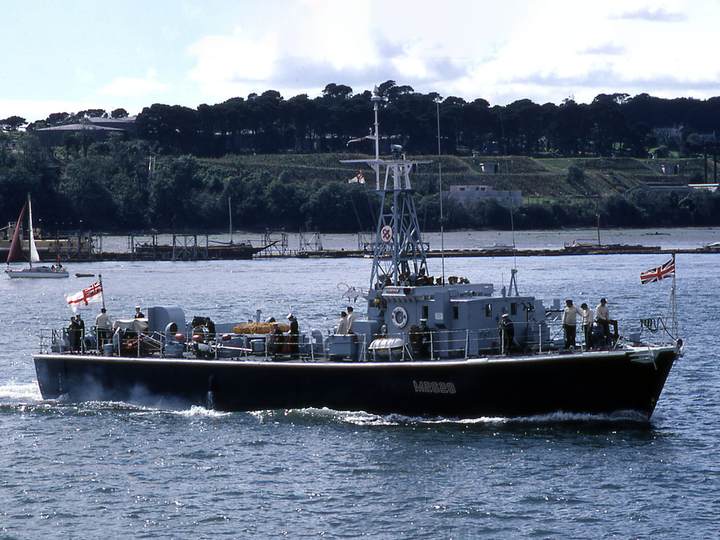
[[2, 0, 720, 123]]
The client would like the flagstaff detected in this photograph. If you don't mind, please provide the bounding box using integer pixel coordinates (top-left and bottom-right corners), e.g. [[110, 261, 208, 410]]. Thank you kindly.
[[99, 273, 106, 310], [640, 254, 680, 345]]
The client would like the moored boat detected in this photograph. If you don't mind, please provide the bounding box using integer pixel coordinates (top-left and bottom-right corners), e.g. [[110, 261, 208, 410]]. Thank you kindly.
[[564, 239, 660, 254], [6, 265, 70, 278], [5, 195, 69, 279], [32, 91, 681, 419]]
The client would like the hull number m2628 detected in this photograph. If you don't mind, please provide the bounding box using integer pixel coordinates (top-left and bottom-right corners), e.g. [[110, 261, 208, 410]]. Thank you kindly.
[[413, 380, 457, 394]]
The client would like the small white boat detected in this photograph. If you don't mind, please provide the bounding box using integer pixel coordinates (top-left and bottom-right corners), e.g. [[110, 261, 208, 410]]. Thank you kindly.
[[6, 265, 69, 279], [4, 195, 69, 279]]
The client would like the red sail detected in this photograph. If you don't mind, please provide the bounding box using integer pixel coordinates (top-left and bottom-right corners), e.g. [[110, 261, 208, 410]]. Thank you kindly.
[[6, 202, 27, 264]]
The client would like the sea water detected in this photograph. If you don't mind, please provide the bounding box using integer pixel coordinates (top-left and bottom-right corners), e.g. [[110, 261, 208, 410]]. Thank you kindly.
[[1, 244, 718, 539]]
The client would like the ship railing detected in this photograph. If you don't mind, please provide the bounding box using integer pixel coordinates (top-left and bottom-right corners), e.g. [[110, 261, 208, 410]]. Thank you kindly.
[[39, 326, 97, 355], [211, 336, 318, 361], [543, 316, 597, 351], [38, 329, 59, 353], [43, 327, 81, 353], [94, 325, 114, 351], [544, 315, 641, 351], [385, 323, 560, 360], [358, 334, 368, 362], [209, 343, 255, 359], [547, 321, 566, 349], [638, 316, 677, 346]]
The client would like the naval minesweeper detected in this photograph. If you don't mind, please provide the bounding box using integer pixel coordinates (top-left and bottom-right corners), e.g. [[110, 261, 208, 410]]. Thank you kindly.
[[33, 89, 682, 419]]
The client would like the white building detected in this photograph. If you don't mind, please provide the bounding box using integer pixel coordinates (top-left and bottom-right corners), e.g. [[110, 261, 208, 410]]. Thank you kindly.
[[448, 184, 523, 208]]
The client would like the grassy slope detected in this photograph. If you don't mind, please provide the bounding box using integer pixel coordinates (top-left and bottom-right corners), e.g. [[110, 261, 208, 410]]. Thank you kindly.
[[200, 154, 713, 202]]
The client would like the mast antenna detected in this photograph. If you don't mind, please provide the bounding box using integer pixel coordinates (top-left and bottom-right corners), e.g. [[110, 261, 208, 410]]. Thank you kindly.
[[228, 196, 233, 245], [436, 98, 445, 285], [341, 85, 430, 290]]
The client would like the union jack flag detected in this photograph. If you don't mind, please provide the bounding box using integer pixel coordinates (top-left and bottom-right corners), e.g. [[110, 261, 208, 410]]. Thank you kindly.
[[640, 258, 675, 285], [66, 281, 104, 312]]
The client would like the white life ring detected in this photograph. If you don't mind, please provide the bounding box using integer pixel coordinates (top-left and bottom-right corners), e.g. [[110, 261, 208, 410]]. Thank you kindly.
[[391, 306, 409, 328]]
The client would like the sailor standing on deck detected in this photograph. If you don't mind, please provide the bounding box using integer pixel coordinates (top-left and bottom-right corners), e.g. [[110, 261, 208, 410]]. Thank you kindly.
[[95, 308, 112, 349], [204, 317, 216, 341], [581, 303, 593, 349], [337, 311, 349, 335], [594, 298, 618, 343], [95, 308, 111, 329], [562, 300, 583, 350], [499, 313, 515, 354], [267, 322, 284, 355], [134, 306, 145, 318], [346, 306, 355, 334], [76, 314, 85, 352], [68, 316, 81, 352], [287, 314, 299, 358]]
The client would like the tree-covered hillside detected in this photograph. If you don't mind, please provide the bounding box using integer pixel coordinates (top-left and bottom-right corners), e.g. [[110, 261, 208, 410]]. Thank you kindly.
[[4, 81, 720, 233], [2, 132, 720, 233]]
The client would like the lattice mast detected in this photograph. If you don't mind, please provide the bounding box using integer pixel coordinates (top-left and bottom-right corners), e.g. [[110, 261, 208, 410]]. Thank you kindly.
[[342, 87, 430, 290]]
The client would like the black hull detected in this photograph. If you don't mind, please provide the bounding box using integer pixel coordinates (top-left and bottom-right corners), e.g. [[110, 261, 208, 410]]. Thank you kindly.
[[33, 348, 677, 420]]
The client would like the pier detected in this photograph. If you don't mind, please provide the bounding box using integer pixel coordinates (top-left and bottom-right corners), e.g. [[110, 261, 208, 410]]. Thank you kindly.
[[10, 230, 718, 263]]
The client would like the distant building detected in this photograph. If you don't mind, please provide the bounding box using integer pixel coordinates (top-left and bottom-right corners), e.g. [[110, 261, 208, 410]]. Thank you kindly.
[[448, 184, 523, 207], [689, 183, 718, 193], [652, 126, 683, 141], [31, 116, 136, 147], [86, 116, 136, 129]]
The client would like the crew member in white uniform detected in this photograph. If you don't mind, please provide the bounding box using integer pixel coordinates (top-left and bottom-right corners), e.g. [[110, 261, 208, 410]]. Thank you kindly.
[[562, 299, 583, 350]]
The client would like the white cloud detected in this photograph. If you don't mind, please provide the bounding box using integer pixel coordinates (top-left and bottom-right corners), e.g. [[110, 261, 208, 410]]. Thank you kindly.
[[611, 5, 687, 22], [157, 0, 720, 107], [187, 28, 279, 99], [100, 70, 171, 99], [4, 0, 720, 125]]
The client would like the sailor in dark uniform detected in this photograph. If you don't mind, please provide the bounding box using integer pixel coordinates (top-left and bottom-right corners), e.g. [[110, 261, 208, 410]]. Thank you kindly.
[[204, 317, 216, 341], [268, 322, 284, 356], [418, 318, 432, 359], [68, 316, 81, 352], [288, 314, 299, 358], [499, 313, 515, 354]]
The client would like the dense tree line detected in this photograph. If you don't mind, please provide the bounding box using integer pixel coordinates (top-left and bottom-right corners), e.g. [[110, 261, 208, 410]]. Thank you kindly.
[[0, 135, 381, 232], [5, 81, 720, 160], [126, 85, 720, 158], [3, 132, 720, 233], [448, 189, 720, 230], [4, 81, 720, 233]]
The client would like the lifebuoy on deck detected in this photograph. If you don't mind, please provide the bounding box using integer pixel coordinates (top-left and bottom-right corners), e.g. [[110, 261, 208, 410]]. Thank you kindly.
[[391, 306, 408, 328]]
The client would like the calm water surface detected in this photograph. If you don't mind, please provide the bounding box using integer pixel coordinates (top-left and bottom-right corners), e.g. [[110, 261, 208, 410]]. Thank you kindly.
[[1, 245, 718, 539]]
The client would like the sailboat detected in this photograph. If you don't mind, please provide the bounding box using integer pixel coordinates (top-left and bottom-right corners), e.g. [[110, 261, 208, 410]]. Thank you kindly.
[[5, 196, 69, 279]]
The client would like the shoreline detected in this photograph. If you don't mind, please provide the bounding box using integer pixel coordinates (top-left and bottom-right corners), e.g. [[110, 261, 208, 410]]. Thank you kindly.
[[30, 245, 720, 262]]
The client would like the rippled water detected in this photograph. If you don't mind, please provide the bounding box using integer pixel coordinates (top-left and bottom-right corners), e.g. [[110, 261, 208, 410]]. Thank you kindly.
[[1, 246, 718, 539]]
